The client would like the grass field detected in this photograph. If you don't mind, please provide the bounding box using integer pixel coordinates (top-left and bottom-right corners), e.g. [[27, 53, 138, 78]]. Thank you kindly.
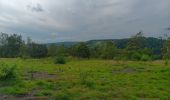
[[0, 58, 170, 100]]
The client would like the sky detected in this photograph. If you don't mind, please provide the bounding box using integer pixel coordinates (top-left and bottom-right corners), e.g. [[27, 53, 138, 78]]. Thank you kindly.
[[0, 0, 170, 43]]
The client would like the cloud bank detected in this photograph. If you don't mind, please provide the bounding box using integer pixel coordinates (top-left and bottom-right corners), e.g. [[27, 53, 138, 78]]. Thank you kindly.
[[0, 0, 170, 42]]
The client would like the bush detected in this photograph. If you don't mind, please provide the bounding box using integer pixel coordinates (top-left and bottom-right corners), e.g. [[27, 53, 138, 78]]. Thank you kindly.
[[141, 54, 151, 61], [0, 64, 18, 81], [164, 60, 169, 66], [54, 56, 66, 64], [131, 52, 141, 60]]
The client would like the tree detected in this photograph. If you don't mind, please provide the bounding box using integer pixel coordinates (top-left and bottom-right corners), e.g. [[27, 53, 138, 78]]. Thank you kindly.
[[47, 44, 58, 57], [162, 37, 170, 59], [6, 34, 24, 57], [0, 33, 8, 57], [126, 31, 145, 51], [27, 43, 48, 58], [56, 45, 68, 56], [0, 33, 24, 57], [89, 44, 102, 58], [100, 41, 117, 59], [125, 32, 150, 60], [70, 43, 90, 58]]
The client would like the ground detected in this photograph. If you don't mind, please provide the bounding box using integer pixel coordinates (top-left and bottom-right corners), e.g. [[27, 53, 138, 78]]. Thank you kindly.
[[0, 58, 170, 100]]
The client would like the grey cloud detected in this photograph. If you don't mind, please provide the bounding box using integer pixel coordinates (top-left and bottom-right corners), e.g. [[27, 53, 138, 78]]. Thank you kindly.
[[0, 0, 170, 42], [27, 3, 44, 12]]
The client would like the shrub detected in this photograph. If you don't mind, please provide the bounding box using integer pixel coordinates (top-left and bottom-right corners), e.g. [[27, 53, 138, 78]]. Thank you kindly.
[[164, 60, 169, 66], [54, 56, 66, 64], [0, 64, 18, 81], [131, 52, 141, 60], [141, 54, 151, 61]]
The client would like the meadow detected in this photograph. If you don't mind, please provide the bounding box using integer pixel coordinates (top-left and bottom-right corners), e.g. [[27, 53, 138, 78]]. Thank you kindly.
[[0, 58, 170, 100]]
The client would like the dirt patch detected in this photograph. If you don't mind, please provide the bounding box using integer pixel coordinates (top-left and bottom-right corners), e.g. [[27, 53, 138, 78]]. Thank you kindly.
[[0, 94, 8, 100], [13, 89, 49, 100], [112, 67, 150, 74], [0, 89, 49, 100], [15, 96, 49, 100], [24, 72, 56, 80], [113, 68, 136, 74]]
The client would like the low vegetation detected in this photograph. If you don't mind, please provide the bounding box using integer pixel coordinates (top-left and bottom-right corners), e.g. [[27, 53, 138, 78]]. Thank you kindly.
[[0, 58, 169, 99], [0, 64, 18, 81]]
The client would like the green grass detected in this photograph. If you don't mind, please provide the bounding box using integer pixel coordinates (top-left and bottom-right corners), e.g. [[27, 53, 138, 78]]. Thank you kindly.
[[0, 58, 170, 99]]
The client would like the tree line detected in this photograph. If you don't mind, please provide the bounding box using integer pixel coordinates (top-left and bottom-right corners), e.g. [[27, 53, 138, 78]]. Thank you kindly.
[[0, 32, 170, 61], [0, 32, 47, 58]]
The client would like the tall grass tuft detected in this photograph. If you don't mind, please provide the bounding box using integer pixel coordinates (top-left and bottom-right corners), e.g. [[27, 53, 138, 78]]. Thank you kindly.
[[0, 63, 18, 81], [79, 72, 95, 88]]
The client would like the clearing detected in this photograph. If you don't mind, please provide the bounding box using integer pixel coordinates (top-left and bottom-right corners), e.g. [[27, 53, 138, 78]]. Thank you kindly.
[[0, 58, 170, 100]]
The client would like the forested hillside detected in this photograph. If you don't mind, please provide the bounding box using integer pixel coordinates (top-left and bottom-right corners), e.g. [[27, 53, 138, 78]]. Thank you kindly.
[[0, 32, 168, 61]]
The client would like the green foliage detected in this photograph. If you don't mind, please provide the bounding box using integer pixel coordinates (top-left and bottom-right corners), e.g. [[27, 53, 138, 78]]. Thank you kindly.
[[79, 72, 89, 84], [163, 37, 170, 59], [48, 44, 68, 57], [27, 43, 48, 58], [54, 91, 70, 100], [0, 32, 166, 61], [126, 32, 146, 51], [141, 54, 151, 61], [0, 33, 24, 58], [54, 56, 66, 64], [79, 72, 95, 88], [47, 44, 58, 57], [0, 58, 170, 99], [0, 64, 18, 81], [89, 45, 101, 58], [100, 41, 117, 59], [130, 52, 141, 61], [70, 43, 90, 58], [56, 45, 68, 56], [164, 60, 169, 66]]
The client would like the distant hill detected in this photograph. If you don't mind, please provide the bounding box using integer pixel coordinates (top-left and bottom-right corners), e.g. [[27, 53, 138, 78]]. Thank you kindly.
[[86, 39, 129, 49], [47, 37, 164, 55], [47, 42, 80, 47]]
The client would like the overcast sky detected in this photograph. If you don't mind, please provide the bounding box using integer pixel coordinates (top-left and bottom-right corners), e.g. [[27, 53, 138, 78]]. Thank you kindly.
[[0, 0, 170, 43]]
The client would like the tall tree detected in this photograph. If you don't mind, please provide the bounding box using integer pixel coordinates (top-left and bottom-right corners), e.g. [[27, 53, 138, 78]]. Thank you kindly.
[[70, 43, 90, 58], [0, 33, 8, 57], [27, 43, 48, 58], [6, 34, 24, 57], [126, 31, 146, 51], [0, 33, 24, 57], [162, 37, 170, 59], [47, 44, 57, 57], [100, 41, 117, 59]]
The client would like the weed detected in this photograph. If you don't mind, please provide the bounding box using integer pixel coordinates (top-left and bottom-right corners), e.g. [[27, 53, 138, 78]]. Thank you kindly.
[[79, 72, 95, 88]]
